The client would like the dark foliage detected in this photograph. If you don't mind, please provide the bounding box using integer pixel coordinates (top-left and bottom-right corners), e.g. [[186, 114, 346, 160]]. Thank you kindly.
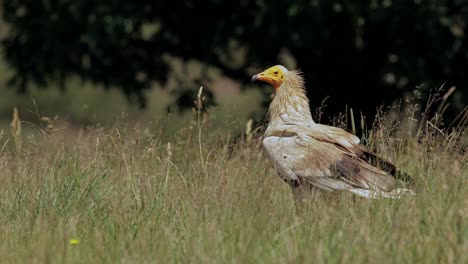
[[2, 0, 467, 119]]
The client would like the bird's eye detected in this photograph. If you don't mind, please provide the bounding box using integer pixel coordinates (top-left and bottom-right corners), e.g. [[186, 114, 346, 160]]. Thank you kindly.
[[274, 71, 279, 75]]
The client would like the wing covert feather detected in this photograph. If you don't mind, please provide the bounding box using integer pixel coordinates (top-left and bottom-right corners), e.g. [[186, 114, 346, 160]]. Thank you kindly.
[[263, 124, 400, 192]]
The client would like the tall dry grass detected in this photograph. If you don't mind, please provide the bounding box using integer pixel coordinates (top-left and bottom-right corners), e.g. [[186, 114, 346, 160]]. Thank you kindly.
[[0, 89, 466, 263]]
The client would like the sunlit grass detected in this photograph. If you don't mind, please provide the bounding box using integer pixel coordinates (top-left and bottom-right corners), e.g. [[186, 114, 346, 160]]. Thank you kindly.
[[0, 96, 466, 263]]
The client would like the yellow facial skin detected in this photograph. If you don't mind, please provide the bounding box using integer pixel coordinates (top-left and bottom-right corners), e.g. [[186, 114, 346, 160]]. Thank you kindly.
[[251, 65, 286, 90]]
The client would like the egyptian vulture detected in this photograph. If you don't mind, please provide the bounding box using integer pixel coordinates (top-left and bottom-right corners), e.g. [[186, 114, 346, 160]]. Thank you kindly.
[[252, 65, 414, 201]]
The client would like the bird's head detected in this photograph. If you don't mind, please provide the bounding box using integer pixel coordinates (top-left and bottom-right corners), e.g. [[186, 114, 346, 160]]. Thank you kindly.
[[251, 65, 289, 90]]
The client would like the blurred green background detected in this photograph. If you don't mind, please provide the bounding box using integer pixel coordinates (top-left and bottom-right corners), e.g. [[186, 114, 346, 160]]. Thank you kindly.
[[0, 0, 467, 128]]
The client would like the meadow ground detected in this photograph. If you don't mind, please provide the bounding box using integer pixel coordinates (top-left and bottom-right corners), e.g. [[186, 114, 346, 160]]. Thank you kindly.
[[0, 91, 466, 264]]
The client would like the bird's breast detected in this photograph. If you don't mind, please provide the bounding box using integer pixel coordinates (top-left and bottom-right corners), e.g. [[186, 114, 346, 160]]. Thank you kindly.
[[262, 136, 300, 181]]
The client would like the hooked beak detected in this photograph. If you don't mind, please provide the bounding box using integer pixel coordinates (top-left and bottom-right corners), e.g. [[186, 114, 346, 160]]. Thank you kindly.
[[251, 74, 259, 83], [251, 72, 266, 83]]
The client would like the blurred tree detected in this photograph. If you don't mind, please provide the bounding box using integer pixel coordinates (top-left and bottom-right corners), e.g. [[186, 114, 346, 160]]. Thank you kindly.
[[2, 0, 467, 121]]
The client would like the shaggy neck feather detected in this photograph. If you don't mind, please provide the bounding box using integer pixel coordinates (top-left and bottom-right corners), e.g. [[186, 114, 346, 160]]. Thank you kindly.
[[268, 71, 315, 126]]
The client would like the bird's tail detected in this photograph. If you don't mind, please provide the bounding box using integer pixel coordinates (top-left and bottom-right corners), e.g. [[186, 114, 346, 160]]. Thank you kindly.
[[348, 187, 416, 199]]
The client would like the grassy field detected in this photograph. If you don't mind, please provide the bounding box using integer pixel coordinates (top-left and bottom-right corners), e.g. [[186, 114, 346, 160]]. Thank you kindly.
[[0, 92, 466, 263]]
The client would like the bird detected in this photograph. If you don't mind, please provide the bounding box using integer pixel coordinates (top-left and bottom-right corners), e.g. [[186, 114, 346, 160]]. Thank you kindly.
[[251, 65, 414, 203]]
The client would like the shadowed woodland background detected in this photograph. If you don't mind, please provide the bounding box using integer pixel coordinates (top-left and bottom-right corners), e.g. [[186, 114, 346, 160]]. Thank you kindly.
[[1, 0, 467, 126]]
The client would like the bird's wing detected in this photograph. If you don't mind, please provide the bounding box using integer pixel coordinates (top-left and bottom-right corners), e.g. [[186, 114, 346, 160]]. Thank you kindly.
[[264, 123, 359, 150], [308, 124, 401, 177], [307, 123, 361, 149], [263, 124, 400, 194], [269, 123, 399, 176]]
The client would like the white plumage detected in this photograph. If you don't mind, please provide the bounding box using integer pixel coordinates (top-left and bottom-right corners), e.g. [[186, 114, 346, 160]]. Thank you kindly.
[[252, 65, 414, 202]]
